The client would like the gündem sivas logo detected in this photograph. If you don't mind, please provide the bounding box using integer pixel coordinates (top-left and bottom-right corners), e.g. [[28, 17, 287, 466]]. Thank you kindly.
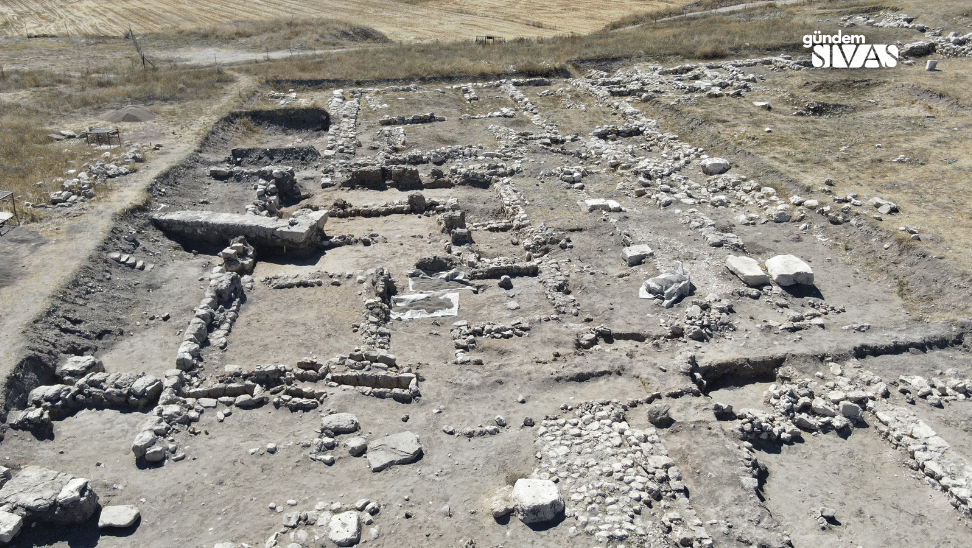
[[804, 30, 899, 68]]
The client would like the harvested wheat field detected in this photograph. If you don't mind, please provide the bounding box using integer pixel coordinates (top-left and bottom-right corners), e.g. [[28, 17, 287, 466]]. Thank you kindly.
[[0, 0, 686, 40]]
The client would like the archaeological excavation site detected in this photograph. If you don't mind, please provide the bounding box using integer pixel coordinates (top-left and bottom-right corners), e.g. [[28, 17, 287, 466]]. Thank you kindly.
[[2, 4, 972, 548]]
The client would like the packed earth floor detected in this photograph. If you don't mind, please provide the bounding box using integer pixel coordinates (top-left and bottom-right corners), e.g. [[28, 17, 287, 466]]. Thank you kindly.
[[2, 51, 972, 548]]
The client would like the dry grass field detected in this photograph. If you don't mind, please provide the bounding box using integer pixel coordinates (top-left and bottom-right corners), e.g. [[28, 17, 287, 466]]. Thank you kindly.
[[0, 0, 689, 41], [674, 55, 972, 281]]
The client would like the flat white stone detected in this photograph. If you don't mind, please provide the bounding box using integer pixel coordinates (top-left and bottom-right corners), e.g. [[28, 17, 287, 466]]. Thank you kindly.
[[0, 511, 22, 543], [584, 199, 621, 213], [621, 245, 653, 267], [764, 255, 814, 286], [725, 255, 769, 287], [98, 505, 140, 528], [701, 157, 730, 175], [328, 511, 361, 547]]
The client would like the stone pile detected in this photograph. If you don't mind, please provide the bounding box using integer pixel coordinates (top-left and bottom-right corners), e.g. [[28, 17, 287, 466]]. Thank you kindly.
[[586, 61, 765, 100], [503, 82, 559, 133], [265, 90, 297, 103], [328, 192, 438, 218], [10, 370, 163, 432], [680, 209, 744, 248], [538, 259, 579, 316], [457, 84, 479, 102], [592, 123, 647, 140], [246, 165, 303, 216], [645, 172, 736, 209], [48, 186, 95, 207], [175, 270, 243, 370], [363, 93, 389, 110], [325, 350, 420, 403], [733, 408, 803, 444], [681, 297, 735, 341], [362, 268, 395, 349], [873, 402, 972, 518], [467, 257, 538, 279], [450, 319, 531, 364], [459, 107, 516, 120], [532, 399, 713, 547], [326, 90, 361, 156], [262, 270, 328, 289], [130, 393, 200, 463], [869, 14, 972, 58], [575, 325, 614, 350], [257, 495, 382, 547], [220, 236, 255, 275], [897, 371, 971, 407], [441, 161, 521, 189], [378, 112, 445, 126], [369, 126, 406, 154], [553, 165, 590, 189], [733, 364, 892, 443], [42, 152, 142, 208], [107, 250, 155, 272]]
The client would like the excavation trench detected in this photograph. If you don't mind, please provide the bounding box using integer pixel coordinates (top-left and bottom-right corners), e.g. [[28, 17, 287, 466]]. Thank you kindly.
[[0, 106, 334, 421]]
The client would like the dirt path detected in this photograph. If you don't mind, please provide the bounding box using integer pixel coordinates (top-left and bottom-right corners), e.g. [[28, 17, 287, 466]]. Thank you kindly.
[[610, 0, 804, 33]]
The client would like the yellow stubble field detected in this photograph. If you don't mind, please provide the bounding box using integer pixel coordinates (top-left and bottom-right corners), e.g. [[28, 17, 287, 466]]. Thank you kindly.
[[0, 0, 686, 40]]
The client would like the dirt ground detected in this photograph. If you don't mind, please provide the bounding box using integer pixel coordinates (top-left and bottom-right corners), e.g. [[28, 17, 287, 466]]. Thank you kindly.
[[3, 9, 972, 548]]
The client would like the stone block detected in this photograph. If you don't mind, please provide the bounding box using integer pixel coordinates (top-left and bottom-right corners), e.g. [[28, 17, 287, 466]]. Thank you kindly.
[[621, 244, 653, 266], [725, 255, 770, 287], [367, 432, 423, 472], [764, 255, 814, 286], [512, 479, 564, 524]]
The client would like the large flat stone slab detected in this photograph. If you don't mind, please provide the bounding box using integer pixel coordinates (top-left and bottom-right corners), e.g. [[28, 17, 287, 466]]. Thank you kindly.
[[0, 466, 99, 525], [725, 255, 770, 287], [151, 209, 327, 257], [367, 431, 423, 472], [764, 254, 814, 286]]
